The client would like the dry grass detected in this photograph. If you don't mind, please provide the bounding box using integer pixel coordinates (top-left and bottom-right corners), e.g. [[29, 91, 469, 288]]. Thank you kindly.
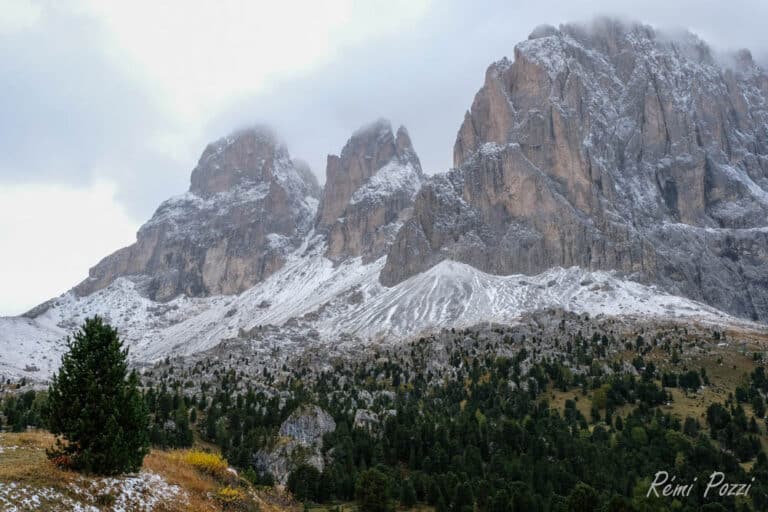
[[0, 430, 77, 487], [142, 449, 220, 511], [547, 386, 589, 416], [545, 386, 629, 419], [0, 431, 86, 510], [0, 430, 291, 512]]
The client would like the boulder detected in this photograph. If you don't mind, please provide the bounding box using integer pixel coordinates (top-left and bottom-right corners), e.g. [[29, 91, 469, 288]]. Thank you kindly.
[[253, 404, 335, 485]]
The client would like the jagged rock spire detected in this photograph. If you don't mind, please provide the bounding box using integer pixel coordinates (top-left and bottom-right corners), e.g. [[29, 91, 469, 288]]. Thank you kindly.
[[317, 119, 423, 261]]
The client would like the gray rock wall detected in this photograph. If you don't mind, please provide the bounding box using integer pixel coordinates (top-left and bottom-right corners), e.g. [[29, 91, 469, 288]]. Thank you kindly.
[[381, 19, 768, 321], [75, 127, 320, 301]]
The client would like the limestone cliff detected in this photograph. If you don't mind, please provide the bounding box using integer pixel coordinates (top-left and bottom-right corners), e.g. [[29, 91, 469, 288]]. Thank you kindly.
[[252, 405, 335, 485], [316, 119, 423, 262], [75, 127, 320, 301], [382, 19, 768, 321]]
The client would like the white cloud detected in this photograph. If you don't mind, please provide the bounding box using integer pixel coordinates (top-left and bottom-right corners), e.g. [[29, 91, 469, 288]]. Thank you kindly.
[[73, 0, 432, 123], [0, 0, 42, 34], [0, 183, 138, 315]]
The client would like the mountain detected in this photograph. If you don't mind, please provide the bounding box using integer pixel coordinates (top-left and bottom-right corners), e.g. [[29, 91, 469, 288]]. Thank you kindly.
[[73, 127, 320, 302], [381, 18, 768, 322], [2, 18, 768, 381], [317, 119, 424, 262]]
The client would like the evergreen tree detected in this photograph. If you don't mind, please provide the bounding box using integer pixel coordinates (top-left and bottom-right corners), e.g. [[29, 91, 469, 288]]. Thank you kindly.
[[452, 481, 475, 512], [288, 464, 321, 502], [356, 468, 391, 512], [399, 478, 417, 508], [172, 404, 194, 447], [490, 490, 510, 512], [567, 482, 599, 512], [46, 317, 149, 474]]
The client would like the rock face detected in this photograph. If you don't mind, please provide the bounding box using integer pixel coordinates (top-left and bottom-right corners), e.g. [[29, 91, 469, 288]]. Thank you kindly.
[[75, 127, 320, 301], [381, 19, 768, 321], [316, 119, 423, 261], [253, 404, 335, 485], [353, 409, 380, 431], [353, 408, 396, 433]]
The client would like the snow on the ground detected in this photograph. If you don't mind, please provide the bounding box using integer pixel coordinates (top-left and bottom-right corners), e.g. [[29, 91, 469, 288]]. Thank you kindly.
[[70, 472, 187, 512], [0, 481, 97, 512], [0, 472, 186, 512], [0, 238, 760, 380], [0, 316, 68, 381], [350, 161, 422, 205]]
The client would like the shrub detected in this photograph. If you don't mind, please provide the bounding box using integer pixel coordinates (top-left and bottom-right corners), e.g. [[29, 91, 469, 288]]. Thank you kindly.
[[182, 450, 229, 479], [50, 454, 72, 469], [216, 486, 258, 511], [216, 486, 245, 502]]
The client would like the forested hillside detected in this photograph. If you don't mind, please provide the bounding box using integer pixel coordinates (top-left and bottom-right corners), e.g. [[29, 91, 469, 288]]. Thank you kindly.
[[5, 312, 767, 511]]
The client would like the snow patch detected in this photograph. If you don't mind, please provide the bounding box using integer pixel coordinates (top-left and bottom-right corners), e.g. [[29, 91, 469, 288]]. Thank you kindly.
[[0, 472, 185, 512], [350, 161, 422, 205]]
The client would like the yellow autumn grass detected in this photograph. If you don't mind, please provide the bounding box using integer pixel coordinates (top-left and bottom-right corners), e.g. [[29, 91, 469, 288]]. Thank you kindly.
[[0, 430, 78, 488], [175, 449, 230, 480], [0, 431, 290, 511], [217, 485, 246, 502]]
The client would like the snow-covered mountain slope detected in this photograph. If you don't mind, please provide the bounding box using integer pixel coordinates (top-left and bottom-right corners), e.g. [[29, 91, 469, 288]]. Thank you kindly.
[[0, 317, 69, 380], [5, 20, 768, 382], [1, 236, 758, 380]]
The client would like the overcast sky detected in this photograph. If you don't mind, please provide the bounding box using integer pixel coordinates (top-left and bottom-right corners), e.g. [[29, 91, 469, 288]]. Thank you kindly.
[[1, 0, 767, 315]]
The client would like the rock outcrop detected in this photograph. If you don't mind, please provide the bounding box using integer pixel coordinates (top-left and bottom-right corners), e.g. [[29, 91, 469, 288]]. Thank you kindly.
[[252, 404, 335, 485], [316, 119, 423, 261], [75, 127, 320, 301], [381, 19, 768, 321]]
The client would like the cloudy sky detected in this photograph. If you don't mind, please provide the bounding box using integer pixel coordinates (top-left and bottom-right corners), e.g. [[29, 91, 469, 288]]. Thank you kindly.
[[1, 0, 767, 315]]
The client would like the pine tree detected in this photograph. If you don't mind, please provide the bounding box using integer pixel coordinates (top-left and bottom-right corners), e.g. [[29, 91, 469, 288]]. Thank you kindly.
[[46, 316, 149, 475], [173, 403, 194, 447], [288, 464, 321, 502], [355, 468, 391, 512], [567, 482, 600, 512], [400, 479, 417, 508]]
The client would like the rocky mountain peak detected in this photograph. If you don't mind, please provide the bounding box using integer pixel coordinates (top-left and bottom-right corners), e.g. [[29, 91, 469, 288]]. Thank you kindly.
[[189, 126, 289, 198], [317, 119, 424, 261], [317, 119, 416, 226], [74, 126, 320, 302], [340, 118, 417, 162], [395, 125, 417, 159], [385, 18, 768, 321], [733, 48, 755, 69], [8, 18, 768, 383]]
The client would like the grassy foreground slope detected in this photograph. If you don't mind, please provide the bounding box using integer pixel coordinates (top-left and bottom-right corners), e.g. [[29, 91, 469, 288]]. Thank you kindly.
[[0, 431, 290, 512]]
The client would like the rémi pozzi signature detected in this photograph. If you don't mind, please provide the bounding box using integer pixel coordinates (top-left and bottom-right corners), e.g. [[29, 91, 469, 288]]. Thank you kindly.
[[646, 471, 755, 498]]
